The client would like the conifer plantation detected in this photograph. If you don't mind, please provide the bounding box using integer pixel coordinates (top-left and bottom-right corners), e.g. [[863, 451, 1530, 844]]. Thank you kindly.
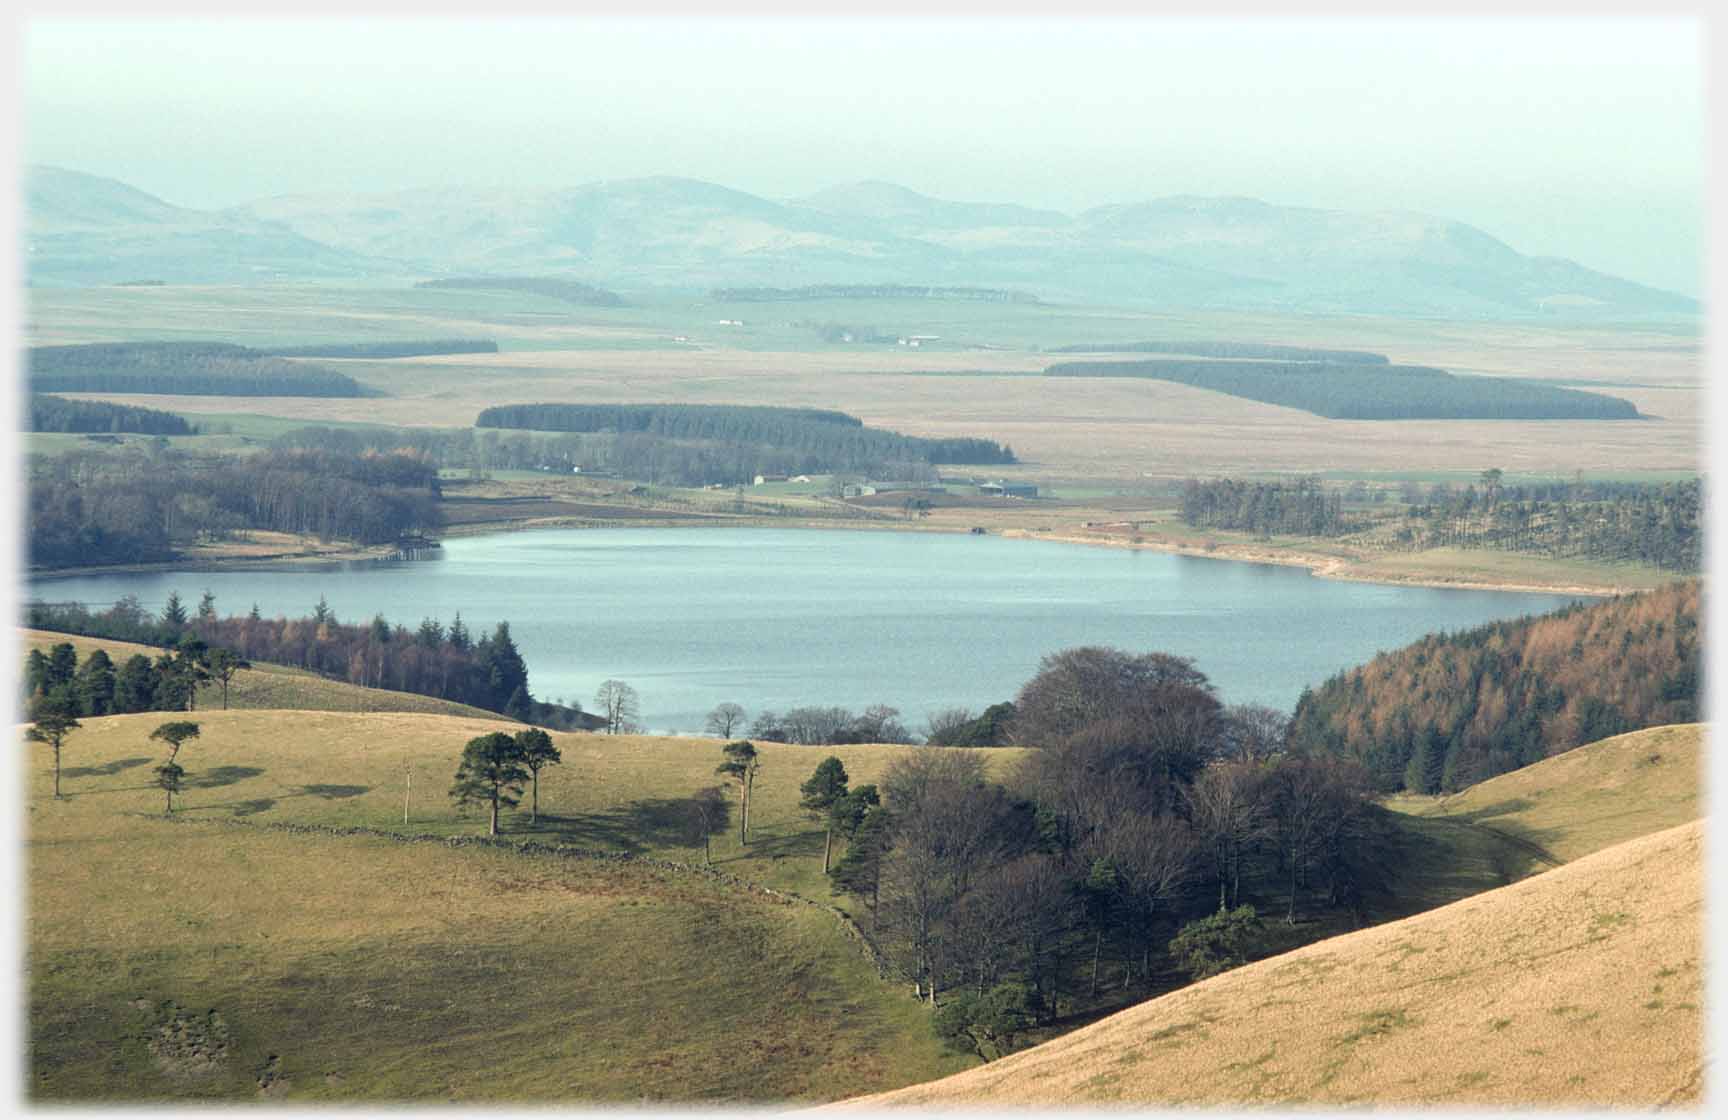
[[1288, 580, 1700, 791]]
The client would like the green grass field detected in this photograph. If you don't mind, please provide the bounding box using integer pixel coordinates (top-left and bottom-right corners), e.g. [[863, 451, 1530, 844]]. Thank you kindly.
[[23, 708, 975, 1103]]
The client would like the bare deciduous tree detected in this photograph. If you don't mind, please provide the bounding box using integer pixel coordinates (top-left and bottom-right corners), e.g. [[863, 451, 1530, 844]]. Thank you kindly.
[[594, 679, 640, 734], [704, 702, 746, 738]]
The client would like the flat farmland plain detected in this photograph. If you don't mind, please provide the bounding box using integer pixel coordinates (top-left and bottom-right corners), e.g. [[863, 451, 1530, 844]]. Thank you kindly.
[[27, 284, 1701, 483]]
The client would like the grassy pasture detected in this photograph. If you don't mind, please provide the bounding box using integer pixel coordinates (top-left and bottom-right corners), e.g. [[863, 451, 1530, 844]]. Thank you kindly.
[[27, 799, 968, 1102], [1387, 723, 1704, 864], [18, 707, 1026, 899]]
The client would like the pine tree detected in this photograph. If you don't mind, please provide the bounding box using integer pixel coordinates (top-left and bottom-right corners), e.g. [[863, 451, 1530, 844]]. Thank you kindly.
[[450, 731, 529, 836]]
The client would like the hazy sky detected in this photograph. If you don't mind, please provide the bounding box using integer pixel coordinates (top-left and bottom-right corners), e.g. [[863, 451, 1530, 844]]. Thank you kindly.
[[23, 16, 1706, 294]]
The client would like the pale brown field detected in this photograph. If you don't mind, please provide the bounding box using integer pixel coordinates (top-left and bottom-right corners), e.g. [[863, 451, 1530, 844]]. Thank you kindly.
[[42, 288, 1700, 485], [842, 818, 1704, 1109]]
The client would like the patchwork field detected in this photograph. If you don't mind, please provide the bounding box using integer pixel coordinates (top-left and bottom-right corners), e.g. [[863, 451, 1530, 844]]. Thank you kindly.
[[26, 284, 1700, 484]]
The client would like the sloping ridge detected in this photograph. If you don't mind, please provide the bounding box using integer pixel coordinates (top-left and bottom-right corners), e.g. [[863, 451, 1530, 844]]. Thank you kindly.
[[1413, 723, 1704, 864], [843, 726, 1706, 1110]]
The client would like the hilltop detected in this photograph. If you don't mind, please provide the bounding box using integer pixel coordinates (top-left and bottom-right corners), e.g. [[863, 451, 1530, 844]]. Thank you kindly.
[[26, 165, 1696, 318]]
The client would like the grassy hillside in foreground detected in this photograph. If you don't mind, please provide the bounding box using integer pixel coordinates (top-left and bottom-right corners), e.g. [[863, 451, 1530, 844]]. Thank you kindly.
[[22, 630, 502, 722], [18, 708, 1027, 898], [1388, 723, 1704, 864], [27, 806, 968, 1102], [843, 818, 1704, 1109]]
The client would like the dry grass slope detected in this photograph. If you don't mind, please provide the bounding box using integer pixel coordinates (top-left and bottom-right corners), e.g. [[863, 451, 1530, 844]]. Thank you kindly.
[[1390, 723, 1704, 864], [843, 818, 1704, 1109]]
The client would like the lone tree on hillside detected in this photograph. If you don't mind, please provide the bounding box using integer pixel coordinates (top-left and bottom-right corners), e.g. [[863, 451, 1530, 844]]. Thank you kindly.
[[705, 702, 746, 739], [26, 693, 81, 799], [155, 761, 186, 814], [451, 731, 530, 836], [716, 740, 762, 845], [149, 721, 202, 765], [800, 756, 851, 873], [205, 648, 251, 710], [595, 679, 640, 734], [515, 727, 562, 823]]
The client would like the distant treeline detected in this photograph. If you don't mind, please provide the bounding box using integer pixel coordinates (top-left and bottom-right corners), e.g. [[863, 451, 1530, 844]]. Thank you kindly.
[[28, 394, 196, 436], [1178, 474, 1701, 573], [1396, 477, 1701, 572], [1289, 580, 1700, 793], [712, 284, 1039, 304], [29, 447, 441, 568], [259, 339, 499, 359], [1045, 359, 1641, 421], [1179, 477, 1364, 538], [27, 595, 545, 721], [415, 276, 625, 307], [27, 341, 370, 397], [475, 403, 1017, 478], [1048, 341, 1390, 364]]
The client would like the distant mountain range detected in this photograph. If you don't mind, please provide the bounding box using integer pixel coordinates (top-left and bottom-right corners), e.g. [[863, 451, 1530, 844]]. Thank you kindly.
[[24, 164, 1697, 318]]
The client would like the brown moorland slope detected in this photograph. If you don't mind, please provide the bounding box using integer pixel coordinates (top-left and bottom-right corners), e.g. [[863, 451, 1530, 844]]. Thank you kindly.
[[842, 817, 1704, 1109]]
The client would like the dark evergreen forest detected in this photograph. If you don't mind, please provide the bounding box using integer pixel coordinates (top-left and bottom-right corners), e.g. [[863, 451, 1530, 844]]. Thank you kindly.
[[1045, 358, 1640, 420], [26, 341, 371, 397], [25, 596, 544, 722], [475, 403, 1016, 480], [28, 394, 196, 435]]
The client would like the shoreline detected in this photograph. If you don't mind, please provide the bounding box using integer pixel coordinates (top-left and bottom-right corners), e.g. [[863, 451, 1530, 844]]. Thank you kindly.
[[30, 516, 1657, 599]]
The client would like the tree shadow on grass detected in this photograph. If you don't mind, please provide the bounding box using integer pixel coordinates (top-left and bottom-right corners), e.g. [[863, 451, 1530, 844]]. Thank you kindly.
[[515, 797, 729, 856], [187, 766, 266, 789], [295, 784, 371, 800], [62, 757, 154, 779], [230, 798, 277, 817], [716, 827, 823, 865]]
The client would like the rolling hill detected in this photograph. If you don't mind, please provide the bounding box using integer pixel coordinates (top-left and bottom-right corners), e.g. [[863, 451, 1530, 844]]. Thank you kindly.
[[840, 723, 1706, 1109], [25, 165, 392, 285], [26, 165, 1697, 317], [23, 710, 972, 1102]]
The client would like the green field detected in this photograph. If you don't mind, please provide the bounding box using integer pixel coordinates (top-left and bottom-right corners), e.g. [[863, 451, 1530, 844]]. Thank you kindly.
[[23, 708, 979, 1103]]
